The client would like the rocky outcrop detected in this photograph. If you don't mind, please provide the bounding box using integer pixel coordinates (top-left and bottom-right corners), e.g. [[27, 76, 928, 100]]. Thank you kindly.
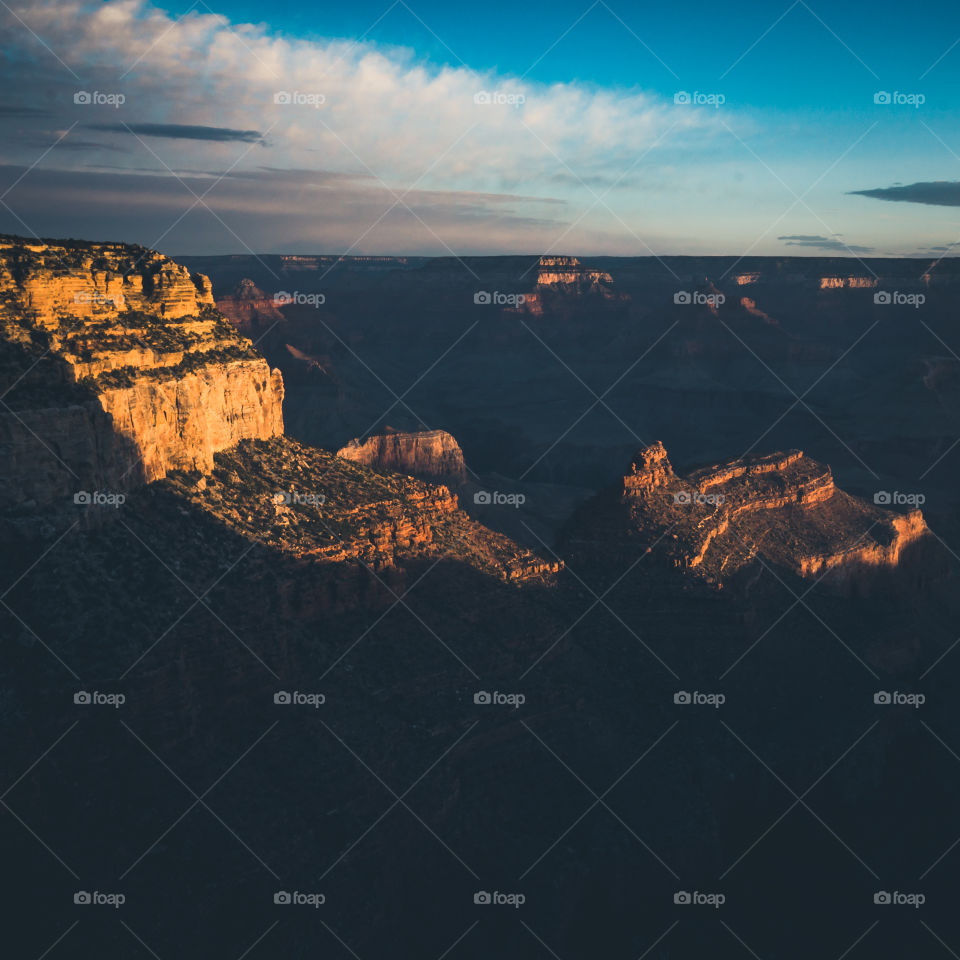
[[518, 256, 625, 316], [570, 442, 928, 589], [337, 429, 468, 486], [0, 236, 284, 532], [215, 278, 285, 334], [165, 437, 559, 587]]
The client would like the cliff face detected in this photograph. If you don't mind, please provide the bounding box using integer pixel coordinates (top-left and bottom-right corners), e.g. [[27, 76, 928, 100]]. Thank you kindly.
[[0, 236, 284, 532], [568, 442, 928, 589], [336, 429, 468, 486]]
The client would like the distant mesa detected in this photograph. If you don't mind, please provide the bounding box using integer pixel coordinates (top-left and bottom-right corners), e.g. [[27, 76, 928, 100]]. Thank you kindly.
[[570, 441, 928, 589], [336, 428, 468, 487], [216, 277, 284, 333], [818, 276, 878, 290], [517, 255, 626, 316]]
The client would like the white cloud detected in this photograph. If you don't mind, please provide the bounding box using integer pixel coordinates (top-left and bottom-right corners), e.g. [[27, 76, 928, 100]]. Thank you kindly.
[[0, 0, 731, 252]]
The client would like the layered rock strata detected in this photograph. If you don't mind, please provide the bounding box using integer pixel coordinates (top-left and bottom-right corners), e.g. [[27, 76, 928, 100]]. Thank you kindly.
[[336, 429, 468, 486]]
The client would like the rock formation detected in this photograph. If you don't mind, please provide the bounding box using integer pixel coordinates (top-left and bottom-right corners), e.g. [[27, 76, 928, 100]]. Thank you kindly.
[[165, 437, 558, 588], [336, 428, 468, 486], [568, 442, 929, 589], [0, 236, 284, 533], [215, 277, 285, 334], [519, 255, 625, 316]]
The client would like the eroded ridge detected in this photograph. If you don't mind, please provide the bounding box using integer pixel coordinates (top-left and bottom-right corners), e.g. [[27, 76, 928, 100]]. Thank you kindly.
[[618, 442, 928, 586]]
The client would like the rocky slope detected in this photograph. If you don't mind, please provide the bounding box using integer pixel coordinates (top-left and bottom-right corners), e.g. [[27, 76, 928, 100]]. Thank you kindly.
[[0, 236, 284, 534], [336, 428, 468, 486], [166, 436, 557, 589], [567, 441, 929, 589]]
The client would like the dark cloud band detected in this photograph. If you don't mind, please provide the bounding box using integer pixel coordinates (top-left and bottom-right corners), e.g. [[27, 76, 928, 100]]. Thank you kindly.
[[84, 123, 266, 144]]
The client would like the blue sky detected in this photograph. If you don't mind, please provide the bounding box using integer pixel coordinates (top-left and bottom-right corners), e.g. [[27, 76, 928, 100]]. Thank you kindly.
[[0, 0, 958, 255]]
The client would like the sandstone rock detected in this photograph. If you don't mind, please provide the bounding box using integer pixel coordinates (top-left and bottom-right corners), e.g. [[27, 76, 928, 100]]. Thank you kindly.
[[336, 429, 468, 486], [570, 441, 929, 589], [0, 236, 284, 530]]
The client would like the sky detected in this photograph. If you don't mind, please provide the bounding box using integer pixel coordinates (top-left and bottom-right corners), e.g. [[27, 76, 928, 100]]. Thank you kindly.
[[0, 0, 959, 256]]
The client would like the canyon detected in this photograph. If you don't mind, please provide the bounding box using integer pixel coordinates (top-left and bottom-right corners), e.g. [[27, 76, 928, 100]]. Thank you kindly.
[[3, 238, 959, 960]]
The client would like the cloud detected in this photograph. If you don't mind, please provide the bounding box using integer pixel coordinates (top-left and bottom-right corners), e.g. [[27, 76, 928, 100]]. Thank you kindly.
[[84, 123, 267, 144], [778, 234, 874, 254], [0, 0, 726, 252], [0, 162, 576, 255], [849, 181, 960, 207]]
